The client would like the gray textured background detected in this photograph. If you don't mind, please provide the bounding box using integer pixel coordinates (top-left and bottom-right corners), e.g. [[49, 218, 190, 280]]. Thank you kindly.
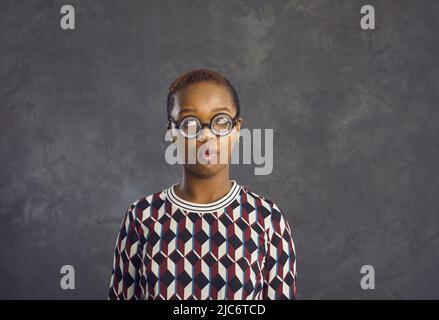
[[1, 0, 438, 299]]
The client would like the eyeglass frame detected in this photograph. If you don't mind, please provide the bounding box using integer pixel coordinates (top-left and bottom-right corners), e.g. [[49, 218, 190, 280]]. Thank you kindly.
[[167, 112, 240, 138]]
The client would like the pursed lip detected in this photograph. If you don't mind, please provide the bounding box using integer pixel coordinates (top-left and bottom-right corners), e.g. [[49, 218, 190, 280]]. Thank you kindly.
[[200, 146, 219, 162], [204, 148, 218, 155], [202, 144, 219, 155]]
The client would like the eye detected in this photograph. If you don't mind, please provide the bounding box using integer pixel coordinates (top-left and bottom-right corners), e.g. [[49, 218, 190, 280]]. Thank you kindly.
[[179, 117, 200, 137], [212, 114, 233, 134], [216, 117, 229, 125], [183, 119, 198, 128]]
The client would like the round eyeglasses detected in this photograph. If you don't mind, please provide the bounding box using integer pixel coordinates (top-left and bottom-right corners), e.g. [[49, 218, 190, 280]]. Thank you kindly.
[[168, 112, 240, 139]]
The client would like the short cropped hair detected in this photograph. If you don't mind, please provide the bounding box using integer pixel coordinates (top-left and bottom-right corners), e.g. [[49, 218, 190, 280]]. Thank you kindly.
[[167, 69, 240, 120]]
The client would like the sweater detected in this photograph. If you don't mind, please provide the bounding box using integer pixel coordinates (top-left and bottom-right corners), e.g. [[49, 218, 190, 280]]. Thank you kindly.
[[108, 180, 297, 300]]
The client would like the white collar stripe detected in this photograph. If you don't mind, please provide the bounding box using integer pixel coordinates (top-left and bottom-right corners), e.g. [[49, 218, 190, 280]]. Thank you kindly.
[[167, 181, 241, 212]]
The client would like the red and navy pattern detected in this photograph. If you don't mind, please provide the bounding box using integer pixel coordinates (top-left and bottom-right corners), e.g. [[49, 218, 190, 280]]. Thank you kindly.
[[108, 181, 297, 300]]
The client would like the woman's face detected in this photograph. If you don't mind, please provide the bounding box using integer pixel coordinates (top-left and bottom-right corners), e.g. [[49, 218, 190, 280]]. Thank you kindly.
[[170, 81, 242, 178]]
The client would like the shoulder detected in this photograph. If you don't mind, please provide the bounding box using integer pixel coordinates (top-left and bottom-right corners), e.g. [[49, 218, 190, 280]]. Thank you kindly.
[[122, 187, 168, 221], [240, 185, 286, 218], [240, 185, 294, 236]]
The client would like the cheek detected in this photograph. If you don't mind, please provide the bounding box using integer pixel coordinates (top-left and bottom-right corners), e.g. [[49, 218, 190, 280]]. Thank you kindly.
[[218, 133, 237, 155], [175, 135, 187, 153], [174, 134, 197, 161]]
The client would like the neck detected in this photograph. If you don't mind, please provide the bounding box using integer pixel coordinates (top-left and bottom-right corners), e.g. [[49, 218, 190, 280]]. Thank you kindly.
[[175, 166, 233, 204]]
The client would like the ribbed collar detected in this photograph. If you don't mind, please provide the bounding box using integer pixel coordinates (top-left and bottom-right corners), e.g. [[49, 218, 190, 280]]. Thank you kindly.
[[166, 180, 241, 213]]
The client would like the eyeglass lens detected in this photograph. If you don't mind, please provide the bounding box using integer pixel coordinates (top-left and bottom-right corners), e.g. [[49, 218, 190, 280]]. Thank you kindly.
[[179, 114, 233, 137]]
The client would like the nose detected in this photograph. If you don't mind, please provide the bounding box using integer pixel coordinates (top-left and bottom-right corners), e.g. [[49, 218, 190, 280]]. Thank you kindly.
[[197, 127, 215, 142]]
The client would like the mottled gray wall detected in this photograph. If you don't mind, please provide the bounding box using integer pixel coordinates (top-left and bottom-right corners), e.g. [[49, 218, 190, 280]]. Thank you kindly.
[[1, 0, 438, 299]]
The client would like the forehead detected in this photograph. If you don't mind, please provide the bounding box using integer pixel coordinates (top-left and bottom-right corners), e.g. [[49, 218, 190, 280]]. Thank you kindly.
[[173, 81, 235, 117]]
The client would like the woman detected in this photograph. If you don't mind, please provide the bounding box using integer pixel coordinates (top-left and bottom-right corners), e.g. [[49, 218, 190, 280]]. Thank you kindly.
[[108, 69, 297, 300]]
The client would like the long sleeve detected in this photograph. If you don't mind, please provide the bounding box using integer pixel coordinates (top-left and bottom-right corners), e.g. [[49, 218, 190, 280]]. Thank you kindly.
[[262, 202, 297, 299], [108, 204, 145, 300]]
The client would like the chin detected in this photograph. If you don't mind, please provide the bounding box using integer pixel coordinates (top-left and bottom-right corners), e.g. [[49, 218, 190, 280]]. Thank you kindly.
[[185, 163, 227, 178]]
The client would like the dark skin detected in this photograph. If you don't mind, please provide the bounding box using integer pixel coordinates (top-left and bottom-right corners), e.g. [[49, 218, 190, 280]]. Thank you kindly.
[[169, 81, 242, 204]]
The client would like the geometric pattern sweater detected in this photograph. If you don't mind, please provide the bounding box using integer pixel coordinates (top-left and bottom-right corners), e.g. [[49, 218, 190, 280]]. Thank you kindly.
[[108, 180, 297, 300]]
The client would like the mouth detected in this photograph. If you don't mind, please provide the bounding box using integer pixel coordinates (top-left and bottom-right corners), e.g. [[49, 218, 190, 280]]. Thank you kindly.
[[201, 147, 218, 162]]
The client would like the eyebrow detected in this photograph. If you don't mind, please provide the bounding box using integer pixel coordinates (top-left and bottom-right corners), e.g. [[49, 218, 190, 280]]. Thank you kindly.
[[179, 106, 232, 114]]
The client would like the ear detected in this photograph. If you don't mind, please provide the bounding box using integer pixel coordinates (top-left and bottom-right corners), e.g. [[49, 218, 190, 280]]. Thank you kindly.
[[165, 123, 177, 143], [233, 117, 242, 143], [235, 116, 242, 132]]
